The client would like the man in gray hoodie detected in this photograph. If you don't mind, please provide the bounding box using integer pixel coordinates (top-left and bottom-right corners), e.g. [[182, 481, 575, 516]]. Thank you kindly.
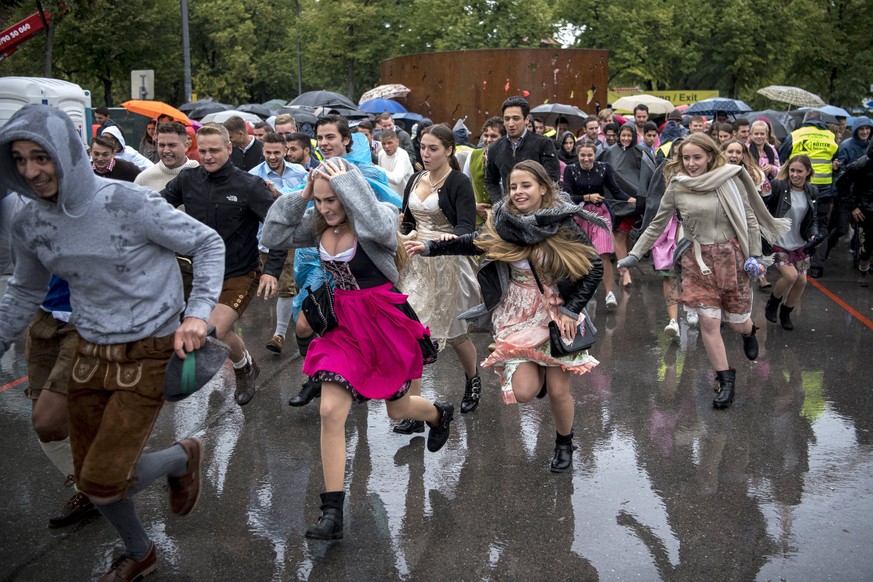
[[0, 105, 225, 581]]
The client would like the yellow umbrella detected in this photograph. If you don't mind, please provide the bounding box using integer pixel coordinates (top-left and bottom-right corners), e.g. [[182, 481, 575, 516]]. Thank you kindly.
[[121, 100, 192, 125]]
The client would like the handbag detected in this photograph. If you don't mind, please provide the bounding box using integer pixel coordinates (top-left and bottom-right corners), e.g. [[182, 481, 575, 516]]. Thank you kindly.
[[530, 265, 596, 356], [301, 282, 338, 337]]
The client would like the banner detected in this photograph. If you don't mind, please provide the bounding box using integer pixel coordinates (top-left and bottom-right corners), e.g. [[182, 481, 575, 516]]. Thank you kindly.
[[608, 90, 720, 106]]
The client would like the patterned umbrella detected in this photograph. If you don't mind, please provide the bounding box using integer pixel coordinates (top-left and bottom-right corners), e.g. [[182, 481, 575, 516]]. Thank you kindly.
[[757, 86, 825, 108], [358, 84, 411, 104], [684, 98, 752, 117]]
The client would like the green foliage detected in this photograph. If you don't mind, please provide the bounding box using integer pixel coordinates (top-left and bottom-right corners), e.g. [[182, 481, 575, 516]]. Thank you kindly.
[[2, 0, 870, 108]]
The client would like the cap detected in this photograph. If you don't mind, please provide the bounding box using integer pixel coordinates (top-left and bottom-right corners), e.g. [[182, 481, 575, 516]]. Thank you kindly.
[[163, 327, 230, 402]]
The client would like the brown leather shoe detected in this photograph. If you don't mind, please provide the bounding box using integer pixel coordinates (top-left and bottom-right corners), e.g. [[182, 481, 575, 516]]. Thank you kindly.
[[168, 438, 202, 516], [48, 491, 100, 528], [265, 335, 284, 353], [98, 542, 156, 581], [234, 358, 260, 405]]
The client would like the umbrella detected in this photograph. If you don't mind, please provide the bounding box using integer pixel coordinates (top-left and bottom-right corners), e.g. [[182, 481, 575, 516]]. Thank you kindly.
[[816, 105, 850, 118], [178, 98, 214, 113], [121, 100, 191, 125], [277, 105, 319, 125], [359, 98, 407, 114], [188, 102, 234, 120], [290, 90, 357, 110], [237, 104, 272, 119], [391, 112, 424, 132], [200, 110, 262, 124], [313, 105, 369, 120], [530, 103, 588, 130], [757, 85, 825, 108], [795, 107, 839, 124], [684, 98, 752, 117], [359, 84, 411, 104], [261, 99, 288, 113], [745, 110, 792, 139], [611, 94, 675, 115]]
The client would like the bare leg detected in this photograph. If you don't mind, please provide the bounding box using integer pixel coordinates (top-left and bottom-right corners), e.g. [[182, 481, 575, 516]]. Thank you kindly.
[[209, 304, 245, 362], [784, 273, 807, 308], [772, 264, 799, 302], [452, 339, 478, 378], [615, 231, 632, 286], [319, 383, 353, 491], [385, 392, 440, 424], [601, 254, 614, 296], [546, 367, 574, 435], [510, 362, 545, 403], [663, 278, 679, 322], [32, 390, 69, 443], [699, 315, 729, 371]]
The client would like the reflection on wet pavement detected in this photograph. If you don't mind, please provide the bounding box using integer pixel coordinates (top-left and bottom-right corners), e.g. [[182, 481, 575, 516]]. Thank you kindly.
[[0, 259, 871, 580]]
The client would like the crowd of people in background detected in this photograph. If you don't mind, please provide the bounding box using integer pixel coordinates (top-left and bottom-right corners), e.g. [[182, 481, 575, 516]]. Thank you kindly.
[[1, 93, 871, 579]]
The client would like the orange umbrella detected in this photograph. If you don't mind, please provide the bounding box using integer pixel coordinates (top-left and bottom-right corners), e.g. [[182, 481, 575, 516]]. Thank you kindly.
[[121, 100, 192, 125]]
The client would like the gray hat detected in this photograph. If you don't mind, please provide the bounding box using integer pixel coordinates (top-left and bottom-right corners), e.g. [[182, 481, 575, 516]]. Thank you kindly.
[[164, 327, 230, 402]]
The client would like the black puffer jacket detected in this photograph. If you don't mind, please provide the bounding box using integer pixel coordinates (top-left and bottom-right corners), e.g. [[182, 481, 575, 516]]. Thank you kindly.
[[162, 160, 286, 279], [836, 142, 873, 213], [423, 225, 602, 319]]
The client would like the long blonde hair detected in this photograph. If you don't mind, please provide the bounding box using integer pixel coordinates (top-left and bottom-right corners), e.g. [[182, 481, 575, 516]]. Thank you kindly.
[[664, 132, 727, 182], [474, 160, 597, 282], [312, 173, 408, 271]]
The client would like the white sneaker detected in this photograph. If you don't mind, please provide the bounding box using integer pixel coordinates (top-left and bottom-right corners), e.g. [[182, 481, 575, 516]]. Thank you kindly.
[[664, 319, 680, 337], [605, 291, 617, 310], [686, 311, 699, 326]]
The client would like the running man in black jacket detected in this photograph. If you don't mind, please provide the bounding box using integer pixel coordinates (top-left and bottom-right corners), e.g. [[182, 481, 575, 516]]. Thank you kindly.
[[163, 124, 287, 405]]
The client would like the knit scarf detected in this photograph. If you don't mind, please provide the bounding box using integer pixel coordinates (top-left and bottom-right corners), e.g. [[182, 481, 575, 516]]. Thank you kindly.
[[673, 165, 790, 272], [492, 192, 609, 246]]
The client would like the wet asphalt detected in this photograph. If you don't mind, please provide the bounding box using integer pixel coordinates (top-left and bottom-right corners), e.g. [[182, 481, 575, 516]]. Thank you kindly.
[[0, 250, 872, 582]]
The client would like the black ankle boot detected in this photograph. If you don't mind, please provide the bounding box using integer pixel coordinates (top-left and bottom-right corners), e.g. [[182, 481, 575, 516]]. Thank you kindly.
[[288, 378, 321, 407], [713, 369, 736, 409], [305, 491, 344, 540], [779, 305, 794, 331], [764, 294, 781, 323], [550, 432, 576, 473], [460, 374, 482, 414], [742, 324, 759, 360], [393, 418, 425, 434], [426, 402, 454, 452]]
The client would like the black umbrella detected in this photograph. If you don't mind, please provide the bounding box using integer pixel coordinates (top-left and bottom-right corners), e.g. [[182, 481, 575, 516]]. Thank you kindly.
[[278, 105, 319, 125], [290, 90, 357, 110], [529, 103, 587, 130], [189, 102, 234, 120], [315, 105, 369, 120], [745, 110, 792, 140], [178, 99, 213, 113], [237, 104, 272, 119]]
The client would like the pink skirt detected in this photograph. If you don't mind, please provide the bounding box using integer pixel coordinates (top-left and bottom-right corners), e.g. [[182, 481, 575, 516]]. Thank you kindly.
[[577, 204, 614, 255], [303, 283, 428, 400]]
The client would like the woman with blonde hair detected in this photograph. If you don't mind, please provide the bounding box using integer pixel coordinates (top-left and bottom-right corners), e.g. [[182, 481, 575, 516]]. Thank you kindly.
[[406, 160, 603, 472], [619, 133, 790, 409], [262, 158, 453, 540]]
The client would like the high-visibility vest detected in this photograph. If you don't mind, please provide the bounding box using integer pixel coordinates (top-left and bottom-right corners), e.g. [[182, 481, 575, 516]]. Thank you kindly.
[[789, 126, 838, 185]]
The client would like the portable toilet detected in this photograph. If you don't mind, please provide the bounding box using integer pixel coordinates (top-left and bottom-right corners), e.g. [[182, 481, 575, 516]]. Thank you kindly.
[[0, 76, 92, 143]]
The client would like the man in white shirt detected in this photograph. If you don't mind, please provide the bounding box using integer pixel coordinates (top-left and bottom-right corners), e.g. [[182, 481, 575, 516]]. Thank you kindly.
[[377, 129, 413, 199]]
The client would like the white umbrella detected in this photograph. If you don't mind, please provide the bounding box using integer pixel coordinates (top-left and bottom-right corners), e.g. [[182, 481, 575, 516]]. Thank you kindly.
[[611, 94, 675, 115], [757, 86, 825, 108], [200, 110, 263, 124], [358, 84, 411, 104]]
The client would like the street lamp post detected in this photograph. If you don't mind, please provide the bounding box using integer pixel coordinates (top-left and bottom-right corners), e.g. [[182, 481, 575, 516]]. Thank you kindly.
[[181, 0, 192, 102], [295, 0, 302, 96]]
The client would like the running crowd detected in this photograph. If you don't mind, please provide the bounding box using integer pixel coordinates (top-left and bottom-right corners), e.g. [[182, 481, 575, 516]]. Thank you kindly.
[[0, 94, 871, 580]]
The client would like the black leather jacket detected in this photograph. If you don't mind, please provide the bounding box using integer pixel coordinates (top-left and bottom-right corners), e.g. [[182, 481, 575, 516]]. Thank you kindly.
[[423, 226, 603, 319], [765, 180, 824, 253]]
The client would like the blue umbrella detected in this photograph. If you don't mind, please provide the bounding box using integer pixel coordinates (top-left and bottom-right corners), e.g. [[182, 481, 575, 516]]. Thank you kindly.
[[391, 112, 424, 133], [685, 98, 752, 117], [359, 98, 407, 114]]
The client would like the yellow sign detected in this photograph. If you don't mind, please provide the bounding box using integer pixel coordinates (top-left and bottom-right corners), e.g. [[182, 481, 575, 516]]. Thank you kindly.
[[607, 90, 720, 106]]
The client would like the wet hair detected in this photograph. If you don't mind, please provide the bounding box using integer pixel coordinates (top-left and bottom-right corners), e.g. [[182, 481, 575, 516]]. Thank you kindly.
[[222, 116, 247, 135], [732, 117, 750, 132], [157, 121, 188, 138], [776, 154, 813, 183], [501, 96, 530, 118], [91, 135, 118, 152], [482, 116, 505, 135], [533, 116, 545, 126], [420, 124, 459, 170], [253, 121, 269, 130], [262, 132, 286, 147], [379, 128, 398, 142], [285, 132, 311, 151], [476, 159, 598, 281], [663, 132, 726, 181], [197, 123, 231, 146], [274, 114, 297, 129], [315, 114, 352, 153]]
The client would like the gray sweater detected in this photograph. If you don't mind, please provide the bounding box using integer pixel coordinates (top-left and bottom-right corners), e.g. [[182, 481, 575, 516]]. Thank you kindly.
[[0, 105, 225, 352], [261, 165, 401, 282]]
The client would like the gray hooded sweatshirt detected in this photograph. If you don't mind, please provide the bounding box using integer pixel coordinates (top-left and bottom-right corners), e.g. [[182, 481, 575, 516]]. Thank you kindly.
[[0, 105, 225, 352]]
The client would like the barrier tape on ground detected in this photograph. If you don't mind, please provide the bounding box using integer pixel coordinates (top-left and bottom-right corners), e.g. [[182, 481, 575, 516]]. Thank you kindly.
[[0, 376, 28, 392], [808, 278, 873, 330]]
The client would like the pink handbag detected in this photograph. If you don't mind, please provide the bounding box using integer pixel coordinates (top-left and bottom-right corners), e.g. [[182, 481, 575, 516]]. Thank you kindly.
[[651, 215, 679, 270]]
